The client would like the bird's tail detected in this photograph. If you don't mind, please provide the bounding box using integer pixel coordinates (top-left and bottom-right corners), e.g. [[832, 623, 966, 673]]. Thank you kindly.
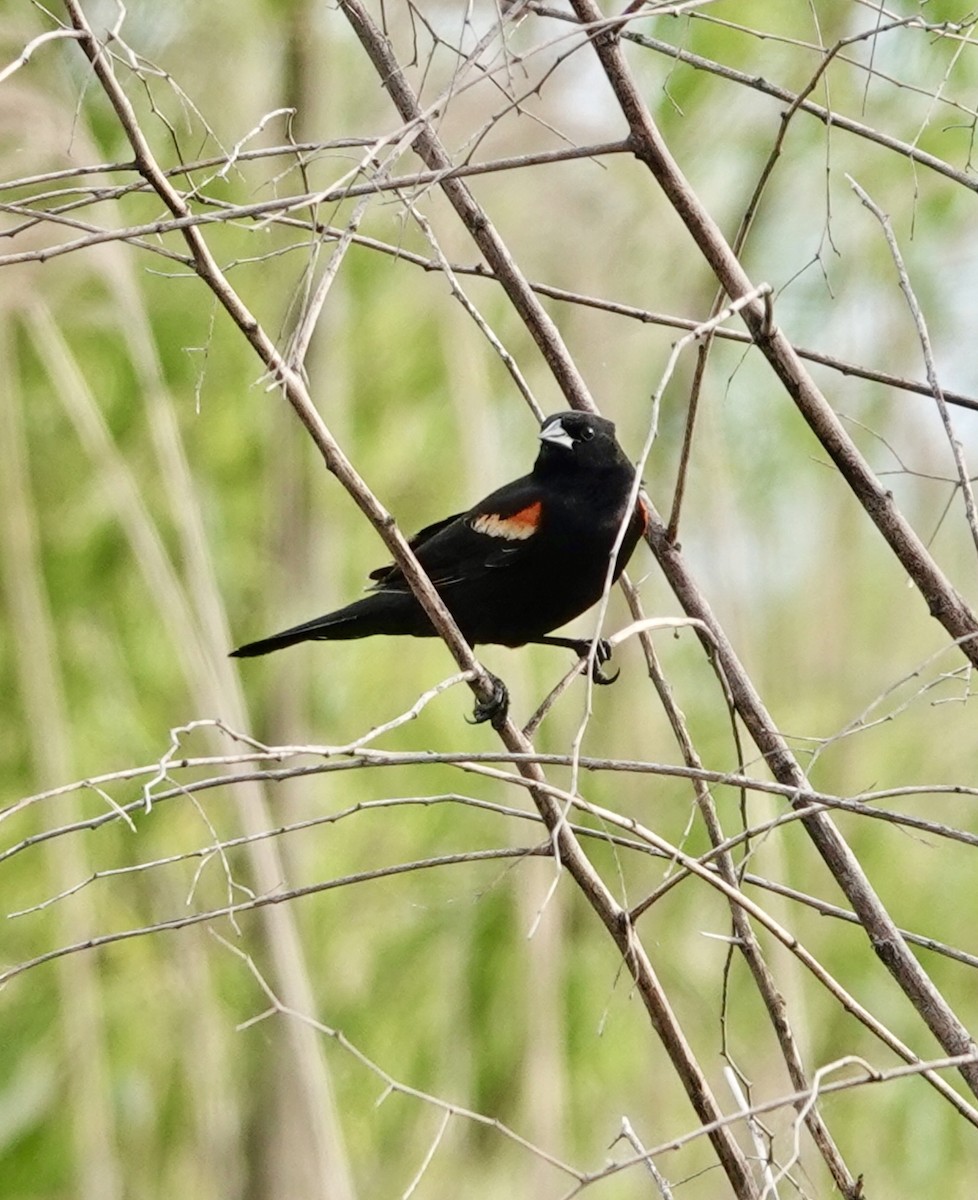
[[230, 600, 377, 658]]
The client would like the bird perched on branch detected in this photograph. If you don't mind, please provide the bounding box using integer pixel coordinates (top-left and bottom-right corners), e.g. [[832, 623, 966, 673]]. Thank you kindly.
[[231, 410, 648, 726]]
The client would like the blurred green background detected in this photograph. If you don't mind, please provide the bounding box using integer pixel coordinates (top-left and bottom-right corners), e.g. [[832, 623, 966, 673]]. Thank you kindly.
[[2, 2, 978, 1197]]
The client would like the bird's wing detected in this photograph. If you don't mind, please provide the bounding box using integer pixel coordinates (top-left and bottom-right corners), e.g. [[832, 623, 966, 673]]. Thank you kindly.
[[366, 512, 464, 584], [366, 474, 543, 592]]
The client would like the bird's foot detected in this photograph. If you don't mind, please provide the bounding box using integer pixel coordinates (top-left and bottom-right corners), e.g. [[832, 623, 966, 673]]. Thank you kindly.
[[570, 639, 620, 686], [467, 671, 510, 729]]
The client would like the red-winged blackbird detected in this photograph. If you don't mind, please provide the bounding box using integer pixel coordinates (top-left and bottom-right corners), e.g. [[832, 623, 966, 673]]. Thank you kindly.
[[231, 411, 648, 724]]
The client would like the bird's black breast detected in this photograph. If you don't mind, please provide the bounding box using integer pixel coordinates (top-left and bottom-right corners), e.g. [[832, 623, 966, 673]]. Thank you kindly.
[[435, 487, 642, 646]]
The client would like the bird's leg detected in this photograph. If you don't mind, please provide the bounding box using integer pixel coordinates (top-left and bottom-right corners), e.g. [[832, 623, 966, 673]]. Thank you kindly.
[[531, 636, 620, 685], [468, 671, 510, 729]]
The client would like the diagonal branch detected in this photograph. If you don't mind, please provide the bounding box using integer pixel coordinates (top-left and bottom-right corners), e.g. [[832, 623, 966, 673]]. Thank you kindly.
[[567, 0, 978, 1095], [338, 0, 597, 411], [64, 3, 760, 1196], [848, 176, 978, 560], [61, 0, 504, 723], [632, 632, 857, 1195]]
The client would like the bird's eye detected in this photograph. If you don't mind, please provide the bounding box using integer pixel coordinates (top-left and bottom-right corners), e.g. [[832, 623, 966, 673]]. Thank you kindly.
[[578, 425, 594, 442]]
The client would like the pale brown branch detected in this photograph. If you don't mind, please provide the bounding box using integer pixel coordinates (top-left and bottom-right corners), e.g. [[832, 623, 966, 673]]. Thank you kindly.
[[62, 4, 759, 1193], [848, 176, 978, 560], [567, 1050, 978, 1199], [530, 5, 978, 193], [0, 845, 549, 989], [569, 0, 978, 1105], [0, 27, 84, 85]]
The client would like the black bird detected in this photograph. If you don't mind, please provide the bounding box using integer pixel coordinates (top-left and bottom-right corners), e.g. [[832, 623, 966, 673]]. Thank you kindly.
[[231, 411, 648, 724]]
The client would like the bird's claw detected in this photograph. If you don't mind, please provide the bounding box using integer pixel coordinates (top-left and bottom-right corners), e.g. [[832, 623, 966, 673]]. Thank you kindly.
[[591, 639, 620, 685], [468, 671, 510, 729], [570, 638, 619, 685]]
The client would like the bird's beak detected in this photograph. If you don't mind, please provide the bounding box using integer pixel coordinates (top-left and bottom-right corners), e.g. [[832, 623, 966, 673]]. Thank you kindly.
[[539, 419, 575, 451]]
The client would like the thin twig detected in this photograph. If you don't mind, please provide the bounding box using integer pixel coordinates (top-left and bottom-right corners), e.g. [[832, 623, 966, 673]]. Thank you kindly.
[[847, 175, 978, 559]]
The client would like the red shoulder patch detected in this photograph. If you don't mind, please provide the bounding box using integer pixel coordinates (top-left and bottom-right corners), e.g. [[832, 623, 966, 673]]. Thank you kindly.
[[636, 495, 651, 535], [471, 501, 542, 541]]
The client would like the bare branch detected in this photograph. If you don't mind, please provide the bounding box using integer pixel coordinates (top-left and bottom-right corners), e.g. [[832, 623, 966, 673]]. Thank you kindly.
[[847, 175, 978, 560], [569, 0, 978, 1102]]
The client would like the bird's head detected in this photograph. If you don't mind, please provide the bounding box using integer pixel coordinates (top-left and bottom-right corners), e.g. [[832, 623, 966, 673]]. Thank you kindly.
[[536, 411, 627, 475]]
